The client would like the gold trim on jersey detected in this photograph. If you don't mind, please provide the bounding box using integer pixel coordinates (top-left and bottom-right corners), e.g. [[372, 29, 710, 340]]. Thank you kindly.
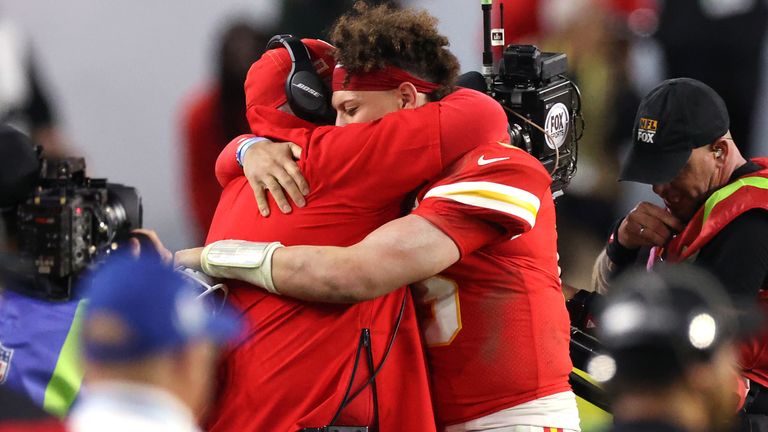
[[496, 141, 522, 150], [423, 181, 540, 228]]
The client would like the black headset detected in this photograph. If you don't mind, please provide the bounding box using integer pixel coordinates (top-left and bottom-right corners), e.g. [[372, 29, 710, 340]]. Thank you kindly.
[[266, 34, 335, 124]]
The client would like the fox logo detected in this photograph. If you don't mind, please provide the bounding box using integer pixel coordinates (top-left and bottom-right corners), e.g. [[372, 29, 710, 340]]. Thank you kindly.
[[637, 117, 658, 144]]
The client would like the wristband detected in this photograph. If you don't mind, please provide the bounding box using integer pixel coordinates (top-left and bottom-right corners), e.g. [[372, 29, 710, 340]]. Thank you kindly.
[[605, 218, 640, 266], [236, 136, 268, 167], [201, 240, 284, 294]]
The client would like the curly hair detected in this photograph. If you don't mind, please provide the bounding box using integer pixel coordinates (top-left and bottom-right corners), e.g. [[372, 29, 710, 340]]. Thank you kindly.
[[329, 1, 460, 100]]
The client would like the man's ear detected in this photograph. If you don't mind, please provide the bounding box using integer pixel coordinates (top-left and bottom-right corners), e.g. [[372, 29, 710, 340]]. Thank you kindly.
[[397, 82, 419, 109], [711, 140, 727, 161]]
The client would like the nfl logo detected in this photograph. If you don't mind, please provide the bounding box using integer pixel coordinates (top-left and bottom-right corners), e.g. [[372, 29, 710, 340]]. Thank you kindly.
[[0, 343, 13, 384]]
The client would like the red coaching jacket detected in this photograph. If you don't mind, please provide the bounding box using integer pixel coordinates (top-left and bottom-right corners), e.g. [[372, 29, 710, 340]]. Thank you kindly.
[[204, 87, 508, 431]]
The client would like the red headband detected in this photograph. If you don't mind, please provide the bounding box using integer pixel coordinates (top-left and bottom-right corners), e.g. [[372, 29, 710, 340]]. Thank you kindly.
[[332, 64, 440, 93]]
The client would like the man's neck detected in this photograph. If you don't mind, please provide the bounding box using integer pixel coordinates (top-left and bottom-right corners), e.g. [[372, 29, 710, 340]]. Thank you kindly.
[[613, 390, 708, 431], [717, 153, 749, 187]]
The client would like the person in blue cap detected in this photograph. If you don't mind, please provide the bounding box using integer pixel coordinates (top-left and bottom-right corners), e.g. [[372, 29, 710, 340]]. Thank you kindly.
[[66, 254, 240, 432]]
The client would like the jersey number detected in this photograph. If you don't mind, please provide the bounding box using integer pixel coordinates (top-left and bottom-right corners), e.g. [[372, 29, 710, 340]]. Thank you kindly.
[[413, 276, 461, 346]]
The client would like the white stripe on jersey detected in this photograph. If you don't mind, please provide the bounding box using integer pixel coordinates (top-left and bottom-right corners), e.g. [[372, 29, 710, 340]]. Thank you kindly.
[[423, 181, 540, 228]]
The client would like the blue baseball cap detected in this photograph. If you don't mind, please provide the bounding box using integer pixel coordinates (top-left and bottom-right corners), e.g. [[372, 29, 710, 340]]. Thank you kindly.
[[79, 253, 241, 362]]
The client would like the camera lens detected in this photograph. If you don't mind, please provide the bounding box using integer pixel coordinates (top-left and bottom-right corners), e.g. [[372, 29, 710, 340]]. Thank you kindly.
[[105, 183, 142, 242], [508, 124, 532, 153]]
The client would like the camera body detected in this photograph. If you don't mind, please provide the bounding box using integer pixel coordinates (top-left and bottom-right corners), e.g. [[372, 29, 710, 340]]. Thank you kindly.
[[15, 157, 142, 299], [489, 45, 582, 196]]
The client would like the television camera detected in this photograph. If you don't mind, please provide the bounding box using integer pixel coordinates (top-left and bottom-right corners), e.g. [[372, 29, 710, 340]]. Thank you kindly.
[[0, 128, 142, 300]]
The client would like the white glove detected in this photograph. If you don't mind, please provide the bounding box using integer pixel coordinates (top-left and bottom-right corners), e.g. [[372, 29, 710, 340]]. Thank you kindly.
[[201, 240, 284, 294]]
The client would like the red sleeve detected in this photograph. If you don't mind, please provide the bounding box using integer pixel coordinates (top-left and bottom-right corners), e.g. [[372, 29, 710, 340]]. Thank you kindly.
[[243, 102, 446, 198], [246, 105, 317, 145], [299, 103, 444, 201], [416, 200, 507, 256], [438, 88, 509, 167], [214, 107, 319, 187], [220, 89, 506, 204], [214, 136, 241, 188], [238, 89, 509, 183], [413, 143, 552, 256], [215, 102, 445, 214]]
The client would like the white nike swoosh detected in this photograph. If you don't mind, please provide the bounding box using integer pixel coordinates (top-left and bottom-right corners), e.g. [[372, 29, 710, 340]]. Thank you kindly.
[[477, 155, 510, 166]]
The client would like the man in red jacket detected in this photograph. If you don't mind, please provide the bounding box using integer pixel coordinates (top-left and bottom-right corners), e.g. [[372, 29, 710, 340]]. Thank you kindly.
[[197, 9, 510, 432]]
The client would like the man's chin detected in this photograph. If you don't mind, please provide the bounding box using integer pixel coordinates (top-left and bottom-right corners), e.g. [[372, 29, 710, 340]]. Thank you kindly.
[[668, 207, 695, 223]]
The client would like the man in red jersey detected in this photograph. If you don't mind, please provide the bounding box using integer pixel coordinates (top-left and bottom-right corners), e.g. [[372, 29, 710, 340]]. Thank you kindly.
[[179, 3, 580, 431], [192, 9, 510, 432]]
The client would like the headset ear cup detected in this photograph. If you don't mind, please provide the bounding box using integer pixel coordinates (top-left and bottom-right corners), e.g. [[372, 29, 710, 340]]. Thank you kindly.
[[287, 71, 334, 123], [268, 33, 335, 124], [302, 72, 335, 122]]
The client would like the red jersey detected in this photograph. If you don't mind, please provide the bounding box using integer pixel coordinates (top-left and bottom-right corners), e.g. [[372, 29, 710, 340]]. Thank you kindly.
[[205, 88, 509, 432], [411, 143, 573, 426]]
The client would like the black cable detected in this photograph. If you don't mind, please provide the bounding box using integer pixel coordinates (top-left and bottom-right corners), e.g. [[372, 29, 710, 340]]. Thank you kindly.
[[339, 290, 407, 408], [326, 289, 408, 427], [363, 329, 380, 431], [328, 330, 367, 426]]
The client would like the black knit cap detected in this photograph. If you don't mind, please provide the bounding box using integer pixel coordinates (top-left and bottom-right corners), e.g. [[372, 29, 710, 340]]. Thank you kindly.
[[619, 78, 729, 184]]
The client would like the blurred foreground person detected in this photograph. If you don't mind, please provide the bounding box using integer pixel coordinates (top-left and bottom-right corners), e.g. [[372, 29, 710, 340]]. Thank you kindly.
[[596, 265, 757, 432], [67, 255, 239, 432]]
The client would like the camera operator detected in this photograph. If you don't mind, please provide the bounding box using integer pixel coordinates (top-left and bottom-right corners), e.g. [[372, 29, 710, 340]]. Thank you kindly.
[[178, 3, 579, 430], [0, 125, 85, 416], [0, 125, 165, 417], [591, 78, 768, 426], [596, 264, 755, 432]]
